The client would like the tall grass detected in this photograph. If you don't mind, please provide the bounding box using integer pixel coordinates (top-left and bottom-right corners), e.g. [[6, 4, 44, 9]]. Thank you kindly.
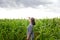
[[0, 18, 60, 40]]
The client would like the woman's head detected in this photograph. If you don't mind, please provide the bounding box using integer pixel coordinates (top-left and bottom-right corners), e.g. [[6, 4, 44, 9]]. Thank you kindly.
[[29, 17, 35, 25]]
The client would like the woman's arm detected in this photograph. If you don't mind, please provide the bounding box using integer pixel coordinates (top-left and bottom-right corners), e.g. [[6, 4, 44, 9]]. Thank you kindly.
[[27, 25, 32, 40], [27, 33, 31, 40]]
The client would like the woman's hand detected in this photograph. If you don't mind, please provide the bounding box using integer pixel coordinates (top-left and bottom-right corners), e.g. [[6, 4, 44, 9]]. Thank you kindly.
[[27, 33, 31, 40], [26, 38, 29, 40], [27, 35, 30, 40]]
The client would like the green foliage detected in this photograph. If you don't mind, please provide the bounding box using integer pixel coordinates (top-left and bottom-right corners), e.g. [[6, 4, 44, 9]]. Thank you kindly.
[[0, 18, 60, 40]]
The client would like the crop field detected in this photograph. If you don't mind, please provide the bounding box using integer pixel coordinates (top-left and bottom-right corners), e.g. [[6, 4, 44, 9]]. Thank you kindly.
[[0, 18, 60, 40]]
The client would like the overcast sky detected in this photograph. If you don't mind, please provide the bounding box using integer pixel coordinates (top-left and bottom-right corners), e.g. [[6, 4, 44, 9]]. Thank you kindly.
[[0, 0, 60, 19]]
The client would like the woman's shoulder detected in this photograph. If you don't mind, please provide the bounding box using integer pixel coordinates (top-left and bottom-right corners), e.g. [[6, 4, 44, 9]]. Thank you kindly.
[[27, 24, 33, 29]]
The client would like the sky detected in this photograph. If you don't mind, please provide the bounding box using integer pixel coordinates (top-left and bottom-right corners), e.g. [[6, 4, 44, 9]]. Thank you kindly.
[[0, 0, 60, 19]]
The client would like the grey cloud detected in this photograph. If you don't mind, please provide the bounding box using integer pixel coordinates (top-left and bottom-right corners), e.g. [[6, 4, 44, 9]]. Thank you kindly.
[[0, 0, 55, 8]]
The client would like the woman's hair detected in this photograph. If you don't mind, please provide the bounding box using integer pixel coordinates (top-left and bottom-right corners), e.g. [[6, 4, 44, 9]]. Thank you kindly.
[[30, 18, 35, 25]]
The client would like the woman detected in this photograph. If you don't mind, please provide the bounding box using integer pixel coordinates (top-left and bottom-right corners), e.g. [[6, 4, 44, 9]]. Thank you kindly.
[[27, 17, 35, 40]]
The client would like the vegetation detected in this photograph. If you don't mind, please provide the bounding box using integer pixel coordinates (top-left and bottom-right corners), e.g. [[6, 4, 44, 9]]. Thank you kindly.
[[0, 18, 60, 40]]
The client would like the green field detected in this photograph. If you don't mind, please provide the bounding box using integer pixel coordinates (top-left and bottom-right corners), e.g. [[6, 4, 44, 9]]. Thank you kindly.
[[0, 18, 60, 40]]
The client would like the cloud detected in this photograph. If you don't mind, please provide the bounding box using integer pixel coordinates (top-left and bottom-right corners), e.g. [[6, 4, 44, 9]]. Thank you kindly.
[[0, 7, 60, 19], [0, 0, 60, 19], [0, 0, 60, 14], [0, 0, 52, 8]]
